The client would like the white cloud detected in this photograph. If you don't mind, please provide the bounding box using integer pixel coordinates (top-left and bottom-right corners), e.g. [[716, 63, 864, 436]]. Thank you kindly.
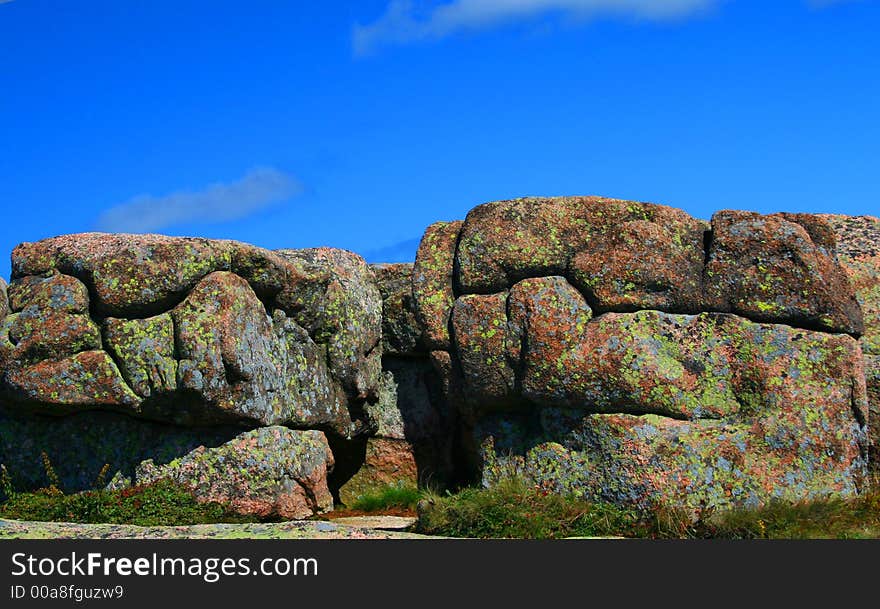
[[96, 167, 301, 233], [353, 0, 722, 55]]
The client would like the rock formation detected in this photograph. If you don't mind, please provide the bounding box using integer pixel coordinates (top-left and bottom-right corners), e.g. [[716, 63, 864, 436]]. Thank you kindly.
[[414, 197, 872, 513], [0, 197, 877, 518]]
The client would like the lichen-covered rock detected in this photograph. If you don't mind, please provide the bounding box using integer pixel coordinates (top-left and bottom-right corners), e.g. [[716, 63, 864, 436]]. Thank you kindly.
[[523, 309, 867, 422], [1, 236, 378, 436], [1, 274, 100, 368], [507, 276, 593, 408], [11, 233, 300, 318], [371, 263, 423, 356], [0, 406, 241, 500], [366, 358, 448, 443], [451, 292, 518, 408], [704, 211, 863, 335], [338, 438, 418, 507], [103, 315, 177, 399], [455, 197, 707, 309], [478, 402, 867, 514], [820, 214, 880, 471], [867, 355, 880, 467], [568, 218, 706, 313], [136, 427, 335, 519], [275, 248, 382, 401], [172, 271, 287, 424], [3, 351, 140, 412], [473, 307, 868, 512], [171, 271, 351, 432], [412, 221, 462, 350]]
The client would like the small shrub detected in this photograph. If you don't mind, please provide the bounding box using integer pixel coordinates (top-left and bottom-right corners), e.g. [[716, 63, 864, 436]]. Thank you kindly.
[[93, 464, 111, 490], [0, 464, 14, 500], [0, 480, 257, 526], [40, 451, 62, 492]]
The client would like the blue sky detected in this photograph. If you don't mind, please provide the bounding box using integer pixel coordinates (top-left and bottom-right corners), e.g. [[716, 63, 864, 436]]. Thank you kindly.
[[1, 0, 877, 279]]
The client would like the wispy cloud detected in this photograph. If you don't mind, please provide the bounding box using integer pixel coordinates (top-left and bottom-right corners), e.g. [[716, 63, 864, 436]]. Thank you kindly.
[[354, 0, 722, 55], [96, 167, 301, 233]]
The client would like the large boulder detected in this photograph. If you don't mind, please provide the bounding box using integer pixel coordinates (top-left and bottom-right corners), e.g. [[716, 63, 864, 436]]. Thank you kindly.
[[466, 282, 868, 512], [704, 211, 863, 335], [1, 235, 382, 437], [478, 403, 865, 514], [454, 197, 707, 312], [136, 427, 335, 519], [429, 197, 869, 512]]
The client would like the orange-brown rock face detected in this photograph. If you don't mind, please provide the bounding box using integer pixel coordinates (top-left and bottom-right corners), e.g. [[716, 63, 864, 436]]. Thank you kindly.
[[415, 196, 870, 513]]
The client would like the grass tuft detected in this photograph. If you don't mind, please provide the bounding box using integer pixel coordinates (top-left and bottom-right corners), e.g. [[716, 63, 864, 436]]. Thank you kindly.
[[349, 482, 422, 512], [416, 476, 880, 539], [416, 477, 644, 539]]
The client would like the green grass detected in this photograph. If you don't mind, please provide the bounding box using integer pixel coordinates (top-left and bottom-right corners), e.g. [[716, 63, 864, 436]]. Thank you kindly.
[[416, 477, 647, 539], [693, 492, 880, 539], [0, 480, 258, 527], [349, 482, 422, 512], [415, 477, 880, 539]]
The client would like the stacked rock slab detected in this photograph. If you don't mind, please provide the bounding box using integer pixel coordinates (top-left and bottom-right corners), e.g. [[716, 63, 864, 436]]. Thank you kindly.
[[0, 234, 384, 515], [415, 196, 869, 513], [819, 214, 880, 473]]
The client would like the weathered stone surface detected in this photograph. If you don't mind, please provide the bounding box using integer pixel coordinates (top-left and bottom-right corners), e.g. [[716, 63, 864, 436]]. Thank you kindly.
[[526, 309, 867, 422], [0, 406, 241, 500], [473, 307, 868, 511], [171, 271, 287, 424], [821, 214, 880, 472], [507, 277, 593, 408], [337, 438, 419, 507], [568, 218, 706, 313], [136, 427, 335, 520], [170, 271, 351, 432], [367, 358, 447, 443], [103, 315, 177, 399], [455, 197, 707, 308], [868, 356, 880, 470], [2, 236, 375, 436], [371, 263, 423, 356], [412, 221, 462, 350], [11, 233, 300, 318], [451, 292, 518, 408], [3, 351, 140, 413], [1, 274, 100, 368], [275, 248, 382, 401], [7, 273, 90, 314], [478, 401, 866, 514], [705, 211, 863, 335], [0, 519, 431, 540]]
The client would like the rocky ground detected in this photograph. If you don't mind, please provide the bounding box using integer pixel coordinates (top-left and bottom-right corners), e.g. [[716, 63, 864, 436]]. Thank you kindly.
[[0, 516, 429, 539]]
